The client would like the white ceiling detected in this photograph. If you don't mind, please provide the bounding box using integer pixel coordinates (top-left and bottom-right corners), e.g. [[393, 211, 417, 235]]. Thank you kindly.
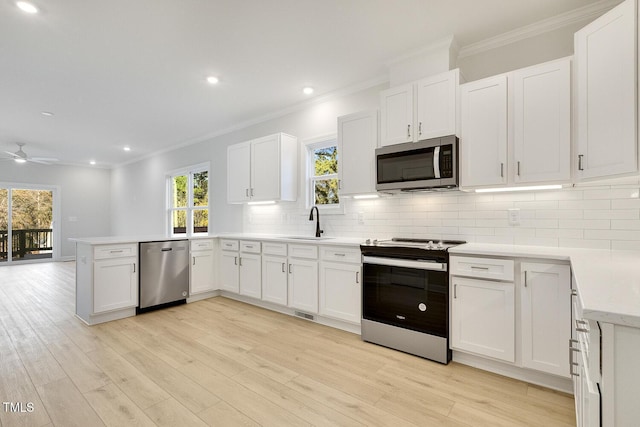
[[0, 0, 612, 167]]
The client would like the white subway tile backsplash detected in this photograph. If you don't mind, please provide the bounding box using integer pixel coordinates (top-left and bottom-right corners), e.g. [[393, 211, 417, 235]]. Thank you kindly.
[[243, 186, 640, 250]]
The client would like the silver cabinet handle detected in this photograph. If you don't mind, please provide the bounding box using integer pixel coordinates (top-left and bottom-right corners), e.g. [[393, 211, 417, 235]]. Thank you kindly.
[[578, 154, 584, 171], [281, 262, 285, 273], [335, 253, 346, 257], [355, 271, 359, 284], [524, 270, 527, 287], [110, 250, 124, 254], [250, 188, 254, 197], [245, 188, 249, 197], [239, 257, 242, 267], [132, 263, 136, 273], [454, 284, 457, 299], [470, 266, 489, 270], [418, 122, 422, 136], [575, 320, 588, 333], [288, 264, 292, 274], [500, 163, 504, 178], [407, 124, 411, 139], [245, 245, 254, 249], [234, 256, 238, 265], [338, 179, 342, 190], [571, 289, 577, 296], [193, 257, 196, 266], [517, 161, 521, 176]]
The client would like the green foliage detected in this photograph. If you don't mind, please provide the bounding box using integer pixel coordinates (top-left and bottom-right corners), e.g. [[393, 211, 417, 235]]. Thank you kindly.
[[0, 189, 53, 230], [313, 146, 339, 205]]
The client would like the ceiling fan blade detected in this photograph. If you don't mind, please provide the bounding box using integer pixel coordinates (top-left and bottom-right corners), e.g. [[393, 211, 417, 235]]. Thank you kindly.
[[31, 157, 59, 162], [27, 158, 54, 165], [3, 151, 18, 158]]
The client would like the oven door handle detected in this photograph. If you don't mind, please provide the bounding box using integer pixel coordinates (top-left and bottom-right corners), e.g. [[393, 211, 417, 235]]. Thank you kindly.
[[363, 256, 447, 272]]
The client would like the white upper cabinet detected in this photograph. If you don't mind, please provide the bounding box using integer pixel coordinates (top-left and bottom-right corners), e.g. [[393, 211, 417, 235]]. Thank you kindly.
[[460, 58, 571, 189], [513, 59, 571, 184], [337, 110, 378, 195], [227, 133, 297, 203], [460, 74, 509, 188], [574, 0, 637, 180], [380, 69, 459, 147]]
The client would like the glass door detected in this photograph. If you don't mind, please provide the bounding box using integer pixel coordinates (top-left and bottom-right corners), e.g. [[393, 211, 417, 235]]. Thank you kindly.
[[0, 186, 56, 263]]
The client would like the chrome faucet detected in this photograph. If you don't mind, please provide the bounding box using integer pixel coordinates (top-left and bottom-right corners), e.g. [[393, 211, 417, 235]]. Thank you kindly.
[[309, 206, 323, 238]]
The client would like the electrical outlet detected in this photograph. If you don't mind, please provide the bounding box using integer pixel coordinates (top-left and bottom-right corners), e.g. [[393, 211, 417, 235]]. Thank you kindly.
[[357, 212, 364, 225], [508, 208, 520, 226]]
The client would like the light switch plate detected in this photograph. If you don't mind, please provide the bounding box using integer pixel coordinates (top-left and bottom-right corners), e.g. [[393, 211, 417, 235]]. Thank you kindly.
[[508, 208, 520, 226]]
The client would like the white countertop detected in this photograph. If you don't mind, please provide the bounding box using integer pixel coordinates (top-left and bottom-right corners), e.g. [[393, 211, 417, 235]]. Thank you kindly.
[[70, 233, 363, 247], [450, 243, 640, 328]]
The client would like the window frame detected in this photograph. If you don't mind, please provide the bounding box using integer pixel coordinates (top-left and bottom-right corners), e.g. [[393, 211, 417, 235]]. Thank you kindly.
[[166, 162, 210, 237], [304, 135, 343, 214]]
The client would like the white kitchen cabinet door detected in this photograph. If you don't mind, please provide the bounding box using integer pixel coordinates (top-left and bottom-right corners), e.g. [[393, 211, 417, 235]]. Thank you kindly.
[[251, 134, 281, 201], [337, 110, 378, 195], [380, 84, 414, 146], [513, 59, 571, 184], [521, 262, 571, 377], [227, 142, 251, 203], [288, 259, 319, 314], [93, 257, 137, 314], [451, 276, 515, 362], [190, 250, 215, 294], [239, 253, 261, 299], [574, 0, 637, 180], [460, 75, 508, 188], [416, 69, 458, 140], [319, 261, 361, 324], [262, 255, 288, 306], [220, 251, 239, 293]]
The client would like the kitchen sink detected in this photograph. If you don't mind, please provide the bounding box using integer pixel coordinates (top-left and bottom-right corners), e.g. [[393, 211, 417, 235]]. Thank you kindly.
[[283, 236, 334, 241]]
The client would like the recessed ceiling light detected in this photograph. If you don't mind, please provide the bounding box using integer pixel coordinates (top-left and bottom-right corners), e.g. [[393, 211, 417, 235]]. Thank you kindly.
[[303, 86, 314, 95], [90, 160, 96, 165], [14, 158, 27, 164], [123, 146, 131, 152], [206, 76, 220, 85], [41, 111, 54, 117], [16, 1, 38, 14]]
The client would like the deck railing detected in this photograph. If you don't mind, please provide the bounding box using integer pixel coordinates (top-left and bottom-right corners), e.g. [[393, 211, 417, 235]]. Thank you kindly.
[[0, 228, 53, 260]]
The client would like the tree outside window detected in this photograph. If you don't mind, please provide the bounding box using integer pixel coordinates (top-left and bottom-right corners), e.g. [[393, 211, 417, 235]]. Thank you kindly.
[[308, 139, 339, 208], [168, 164, 209, 236]]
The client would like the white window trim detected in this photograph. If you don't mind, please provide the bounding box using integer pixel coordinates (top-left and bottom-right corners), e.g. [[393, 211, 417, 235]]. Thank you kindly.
[[303, 134, 344, 214], [166, 162, 210, 236]]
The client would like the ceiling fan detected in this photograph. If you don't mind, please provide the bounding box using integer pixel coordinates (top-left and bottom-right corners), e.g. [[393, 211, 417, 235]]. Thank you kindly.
[[2, 142, 59, 165]]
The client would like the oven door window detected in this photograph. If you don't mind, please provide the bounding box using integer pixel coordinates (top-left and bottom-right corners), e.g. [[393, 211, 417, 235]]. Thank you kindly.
[[377, 147, 436, 184], [363, 263, 448, 337]]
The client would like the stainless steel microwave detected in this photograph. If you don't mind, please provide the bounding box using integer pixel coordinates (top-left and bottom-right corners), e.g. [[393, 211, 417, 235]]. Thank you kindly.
[[375, 135, 459, 193]]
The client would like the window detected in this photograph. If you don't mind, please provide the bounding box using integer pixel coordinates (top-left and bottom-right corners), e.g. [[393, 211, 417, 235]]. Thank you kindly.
[[167, 163, 209, 236], [306, 136, 340, 210]]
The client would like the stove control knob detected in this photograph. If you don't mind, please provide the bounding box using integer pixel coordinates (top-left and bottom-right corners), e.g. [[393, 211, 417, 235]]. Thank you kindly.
[[437, 240, 444, 249], [365, 239, 371, 245], [428, 240, 434, 249], [373, 239, 378, 245]]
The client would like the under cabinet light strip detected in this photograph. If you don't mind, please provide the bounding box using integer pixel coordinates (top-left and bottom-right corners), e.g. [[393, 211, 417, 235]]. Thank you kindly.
[[247, 201, 276, 205], [475, 185, 562, 193]]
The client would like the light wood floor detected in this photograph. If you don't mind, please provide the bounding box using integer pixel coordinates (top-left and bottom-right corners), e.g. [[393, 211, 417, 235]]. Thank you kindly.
[[0, 261, 576, 427]]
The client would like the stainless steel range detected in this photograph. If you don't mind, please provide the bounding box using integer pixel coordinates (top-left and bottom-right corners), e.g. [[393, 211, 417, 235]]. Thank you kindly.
[[360, 238, 466, 364]]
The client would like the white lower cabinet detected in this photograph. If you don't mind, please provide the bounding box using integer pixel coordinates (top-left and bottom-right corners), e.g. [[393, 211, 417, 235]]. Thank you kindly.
[[451, 255, 571, 379], [451, 276, 515, 362], [190, 239, 216, 295], [93, 256, 138, 314], [319, 262, 361, 324], [220, 242, 240, 293], [521, 262, 571, 377], [239, 253, 261, 299], [262, 254, 288, 305], [287, 244, 319, 314]]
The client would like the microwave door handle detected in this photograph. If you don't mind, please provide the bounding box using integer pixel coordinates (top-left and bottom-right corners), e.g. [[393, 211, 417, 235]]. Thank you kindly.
[[433, 146, 441, 179]]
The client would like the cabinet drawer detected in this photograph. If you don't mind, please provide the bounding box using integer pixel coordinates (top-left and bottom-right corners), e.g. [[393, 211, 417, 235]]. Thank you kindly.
[[320, 246, 361, 263], [240, 240, 261, 253], [221, 239, 239, 251], [288, 244, 318, 259], [262, 242, 287, 256], [190, 239, 214, 251], [450, 256, 514, 281], [94, 243, 137, 259]]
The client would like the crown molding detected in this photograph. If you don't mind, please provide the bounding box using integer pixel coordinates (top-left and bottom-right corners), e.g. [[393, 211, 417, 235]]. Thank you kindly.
[[386, 35, 459, 68], [458, 0, 621, 58]]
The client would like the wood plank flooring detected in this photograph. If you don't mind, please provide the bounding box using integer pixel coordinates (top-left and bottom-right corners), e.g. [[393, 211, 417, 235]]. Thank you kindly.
[[0, 261, 576, 426]]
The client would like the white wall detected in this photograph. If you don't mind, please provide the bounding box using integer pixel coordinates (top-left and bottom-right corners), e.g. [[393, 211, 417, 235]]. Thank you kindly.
[[0, 162, 111, 259], [109, 84, 384, 236]]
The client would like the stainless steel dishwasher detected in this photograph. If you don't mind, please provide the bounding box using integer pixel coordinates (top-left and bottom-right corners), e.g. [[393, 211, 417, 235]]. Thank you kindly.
[[138, 240, 189, 311]]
